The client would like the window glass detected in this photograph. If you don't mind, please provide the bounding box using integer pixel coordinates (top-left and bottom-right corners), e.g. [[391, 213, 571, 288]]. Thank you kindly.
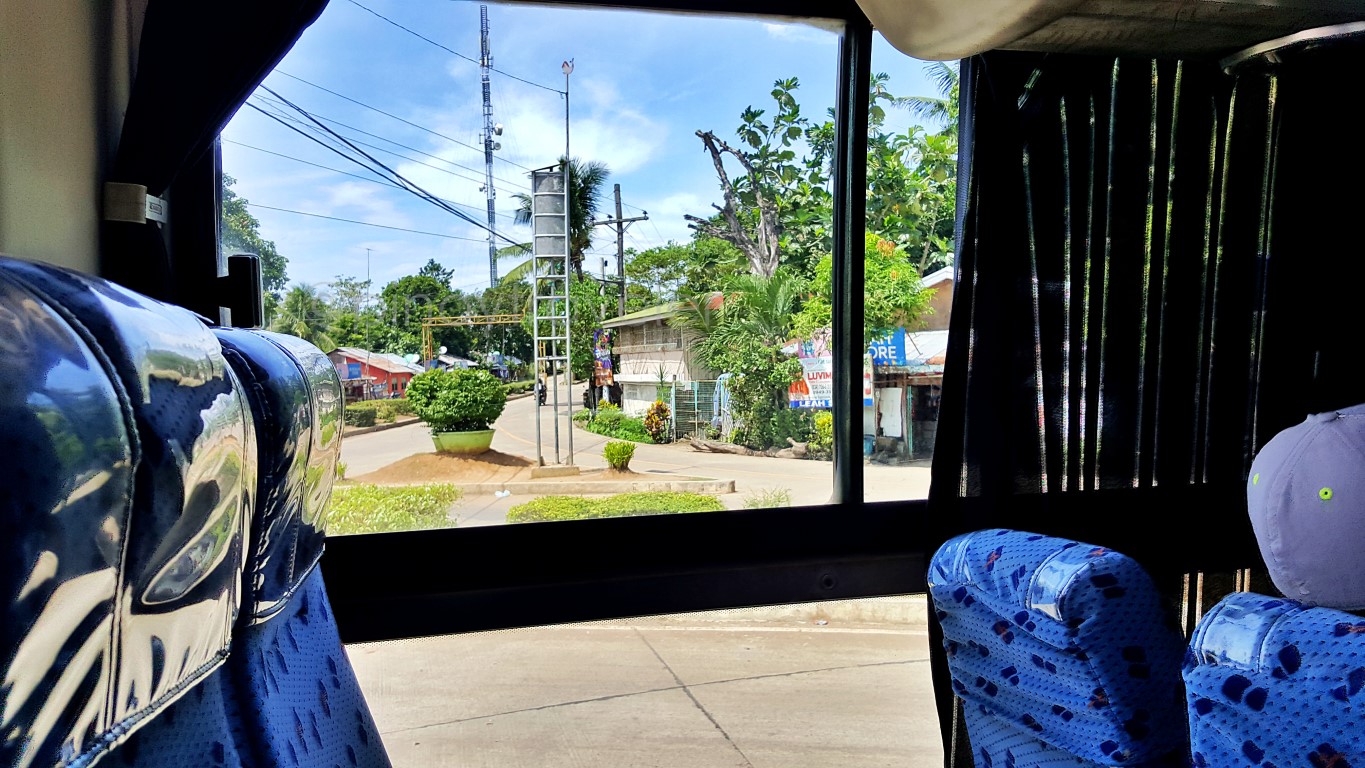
[[347, 597, 943, 766], [222, 2, 939, 534], [860, 48, 958, 502]]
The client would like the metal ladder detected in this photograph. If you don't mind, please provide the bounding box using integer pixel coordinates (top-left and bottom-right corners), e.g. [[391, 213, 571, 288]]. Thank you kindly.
[[531, 164, 574, 465]]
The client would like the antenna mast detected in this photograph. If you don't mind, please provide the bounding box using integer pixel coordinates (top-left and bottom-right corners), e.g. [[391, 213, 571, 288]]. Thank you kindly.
[[480, 5, 500, 287]]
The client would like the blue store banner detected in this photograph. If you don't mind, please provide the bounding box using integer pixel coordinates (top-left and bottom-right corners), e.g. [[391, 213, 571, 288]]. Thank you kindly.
[[868, 329, 908, 367]]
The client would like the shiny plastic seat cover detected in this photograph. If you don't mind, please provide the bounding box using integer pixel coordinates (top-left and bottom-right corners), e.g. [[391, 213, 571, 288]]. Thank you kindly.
[[928, 529, 1187, 766], [0, 256, 252, 768]]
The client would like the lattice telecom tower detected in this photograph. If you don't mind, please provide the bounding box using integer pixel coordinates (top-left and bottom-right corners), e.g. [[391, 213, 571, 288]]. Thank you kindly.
[[531, 164, 574, 465], [479, 5, 501, 288]]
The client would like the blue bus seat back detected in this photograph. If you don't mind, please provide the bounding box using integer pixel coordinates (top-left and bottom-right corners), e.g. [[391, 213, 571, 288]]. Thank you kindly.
[[214, 327, 391, 768], [0, 256, 252, 768], [929, 529, 1188, 766], [1183, 592, 1365, 766]]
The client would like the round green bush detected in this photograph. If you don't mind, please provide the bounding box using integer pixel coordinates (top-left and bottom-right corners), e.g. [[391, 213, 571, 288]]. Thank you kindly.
[[603, 440, 635, 470], [406, 368, 508, 433]]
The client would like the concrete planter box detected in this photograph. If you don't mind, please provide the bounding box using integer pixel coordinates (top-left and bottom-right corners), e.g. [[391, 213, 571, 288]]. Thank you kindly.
[[431, 429, 495, 455]]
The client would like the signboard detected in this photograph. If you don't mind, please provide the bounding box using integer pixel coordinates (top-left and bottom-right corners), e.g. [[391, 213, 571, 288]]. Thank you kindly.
[[346, 362, 362, 380], [592, 328, 615, 387], [788, 331, 833, 409], [863, 354, 875, 407], [787, 336, 876, 410], [868, 329, 908, 367]]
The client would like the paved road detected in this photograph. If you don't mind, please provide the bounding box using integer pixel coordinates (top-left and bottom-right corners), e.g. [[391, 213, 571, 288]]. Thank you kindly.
[[342, 377, 930, 524]]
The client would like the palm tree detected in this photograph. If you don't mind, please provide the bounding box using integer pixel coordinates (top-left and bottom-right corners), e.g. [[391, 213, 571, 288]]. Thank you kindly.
[[512, 156, 610, 281], [271, 283, 338, 351], [898, 61, 959, 138]]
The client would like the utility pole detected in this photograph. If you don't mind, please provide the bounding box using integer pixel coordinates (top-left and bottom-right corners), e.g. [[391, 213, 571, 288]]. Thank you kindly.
[[591, 183, 647, 318]]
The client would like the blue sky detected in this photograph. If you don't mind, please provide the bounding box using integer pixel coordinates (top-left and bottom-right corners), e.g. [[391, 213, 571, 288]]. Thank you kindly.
[[222, 0, 943, 296]]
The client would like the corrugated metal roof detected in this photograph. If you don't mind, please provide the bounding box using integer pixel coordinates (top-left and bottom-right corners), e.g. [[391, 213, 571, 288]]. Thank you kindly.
[[329, 347, 421, 375]]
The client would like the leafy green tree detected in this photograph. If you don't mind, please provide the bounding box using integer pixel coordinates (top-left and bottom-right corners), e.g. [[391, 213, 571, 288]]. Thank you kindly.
[[271, 283, 336, 350], [688, 78, 829, 277], [473, 278, 533, 364], [326, 275, 375, 348], [672, 271, 806, 449], [793, 234, 934, 346], [221, 174, 288, 295], [900, 61, 959, 137], [374, 274, 450, 356], [512, 156, 609, 281], [623, 238, 746, 305], [417, 258, 455, 288]]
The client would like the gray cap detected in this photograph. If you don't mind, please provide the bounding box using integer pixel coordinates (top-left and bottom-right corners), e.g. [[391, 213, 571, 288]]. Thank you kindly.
[[1248, 402, 1365, 610]]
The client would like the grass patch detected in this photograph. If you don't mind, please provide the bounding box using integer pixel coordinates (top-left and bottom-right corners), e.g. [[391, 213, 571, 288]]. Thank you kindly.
[[327, 483, 461, 535], [743, 487, 793, 508], [507, 492, 724, 523]]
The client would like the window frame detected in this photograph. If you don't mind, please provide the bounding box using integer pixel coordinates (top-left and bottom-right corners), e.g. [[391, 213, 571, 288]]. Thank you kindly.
[[297, 0, 929, 644]]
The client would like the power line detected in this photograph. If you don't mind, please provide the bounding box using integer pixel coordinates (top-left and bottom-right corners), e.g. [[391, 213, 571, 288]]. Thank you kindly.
[[245, 202, 501, 243], [249, 98, 526, 198], [249, 87, 525, 248], [273, 70, 536, 172], [345, 0, 563, 95], [223, 139, 520, 221], [251, 93, 530, 190]]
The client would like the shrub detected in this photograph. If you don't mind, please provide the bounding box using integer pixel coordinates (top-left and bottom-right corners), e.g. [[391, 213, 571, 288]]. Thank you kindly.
[[593, 408, 624, 431], [743, 487, 793, 508], [643, 400, 671, 443], [326, 483, 461, 535], [343, 405, 376, 428], [810, 410, 833, 459], [407, 368, 508, 433], [507, 492, 724, 523], [572, 408, 593, 423], [603, 440, 635, 470]]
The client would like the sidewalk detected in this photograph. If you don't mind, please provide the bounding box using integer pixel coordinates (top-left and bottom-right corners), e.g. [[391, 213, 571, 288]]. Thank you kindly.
[[347, 598, 945, 768]]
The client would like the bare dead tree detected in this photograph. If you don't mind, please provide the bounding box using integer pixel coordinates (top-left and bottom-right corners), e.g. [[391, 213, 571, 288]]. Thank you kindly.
[[685, 130, 782, 277]]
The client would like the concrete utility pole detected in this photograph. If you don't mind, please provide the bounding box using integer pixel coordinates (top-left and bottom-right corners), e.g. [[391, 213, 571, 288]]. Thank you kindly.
[[591, 183, 647, 318]]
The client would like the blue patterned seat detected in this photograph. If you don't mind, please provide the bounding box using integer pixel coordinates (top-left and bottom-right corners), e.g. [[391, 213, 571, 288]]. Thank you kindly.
[[1184, 593, 1365, 767], [928, 529, 1188, 767], [1183, 405, 1365, 767]]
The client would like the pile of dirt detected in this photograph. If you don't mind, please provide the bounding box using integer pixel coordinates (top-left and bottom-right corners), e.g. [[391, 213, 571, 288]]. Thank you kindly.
[[347, 450, 535, 485]]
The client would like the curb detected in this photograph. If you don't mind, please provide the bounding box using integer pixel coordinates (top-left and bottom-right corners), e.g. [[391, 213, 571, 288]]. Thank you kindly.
[[462, 478, 735, 495]]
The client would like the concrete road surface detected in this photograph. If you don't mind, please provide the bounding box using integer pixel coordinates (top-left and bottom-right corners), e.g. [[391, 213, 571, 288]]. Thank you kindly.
[[348, 603, 944, 768]]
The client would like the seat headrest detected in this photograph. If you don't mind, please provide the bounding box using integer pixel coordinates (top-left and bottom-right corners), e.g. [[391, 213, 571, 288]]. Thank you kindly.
[[214, 328, 341, 623], [1248, 403, 1365, 609]]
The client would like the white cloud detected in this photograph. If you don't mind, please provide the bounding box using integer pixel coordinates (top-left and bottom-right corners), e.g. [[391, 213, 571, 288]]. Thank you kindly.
[[313, 181, 415, 229]]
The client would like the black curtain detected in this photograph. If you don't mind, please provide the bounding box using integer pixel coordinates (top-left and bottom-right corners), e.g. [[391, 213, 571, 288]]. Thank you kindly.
[[924, 41, 1365, 766], [101, 0, 328, 312]]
